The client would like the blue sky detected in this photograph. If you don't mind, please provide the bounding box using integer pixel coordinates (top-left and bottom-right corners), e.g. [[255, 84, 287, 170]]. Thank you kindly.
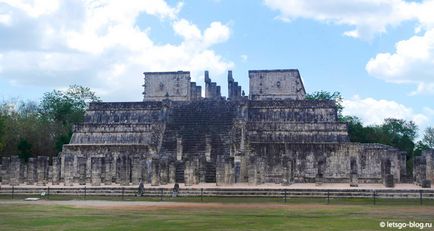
[[0, 0, 433, 135]]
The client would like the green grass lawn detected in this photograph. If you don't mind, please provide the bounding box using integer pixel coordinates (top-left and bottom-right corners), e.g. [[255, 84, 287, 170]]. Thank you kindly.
[[0, 198, 433, 231]]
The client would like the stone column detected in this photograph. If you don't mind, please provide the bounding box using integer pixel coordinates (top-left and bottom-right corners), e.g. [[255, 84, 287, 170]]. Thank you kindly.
[[256, 158, 265, 185], [37, 156, 49, 186], [350, 157, 358, 187], [224, 157, 235, 184], [176, 137, 183, 161], [184, 160, 193, 186], [63, 155, 74, 186], [77, 157, 87, 185], [20, 162, 27, 184], [1, 157, 10, 185], [205, 136, 211, 162], [52, 157, 61, 185], [151, 158, 160, 186], [247, 156, 257, 185], [169, 162, 176, 184], [240, 155, 248, 183], [384, 174, 395, 188], [117, 154, 130, 186], [9, 156, 21, 186], [86, 156, 92, 184], [281, 157, 291, 186], [131, 155, 142, 185], [104, 155, 113, 185], [91, 157, 102, 186], [159, 159, 168, 185], [27, 158, 36, 185], [215, 156, 225, 186]]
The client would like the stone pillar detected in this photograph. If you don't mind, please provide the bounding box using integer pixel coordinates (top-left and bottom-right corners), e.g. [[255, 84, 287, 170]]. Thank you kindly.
[[247, 156, 257, 185], [205, 136, 211, 162], [86, 156, 92, 184], [350, 157, 358, 187], [91, 157, 102, 186], [169, 162, 176, 184], [159, 159, 168, 185], [240, 155, 248, 183], [1, 157, 10, 185], [384, 174, 395, 188], [176, 137, 183, 161], [199, 159, 206, 183], [315, 159, 325, 186], [256, 158, 265, 185], [151, 158, 160, 186], [224, 157, 235, 184], [63, 155, 74, 186], [20, 162, 27, 184], [215, 155, 225, 186], [37, 156, 49, 186], [104, 155, 113, 185], [117, 154, 130, 186], [52, 157, 61, 185], [131, 155, 142, 185], [9, 156, 21, 186], [27, 158, 36, 185], [184, 160, 193, 186], [77, 157, 87, 185], [281, 157, 292, 186], [414, 156, 427, 186]]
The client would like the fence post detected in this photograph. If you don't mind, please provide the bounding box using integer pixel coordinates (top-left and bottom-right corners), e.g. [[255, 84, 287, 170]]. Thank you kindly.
[[201, 188, 203, 202], [12, 185, 14, 199], [122, 187, 124, 200], [327, 190, 330, 205], [419, 190, 423, 205], [160, 188, 163, 201], [84, 186, 86, 200], [284, 189, 287, 203], [373, 190, 376, 205], [47, 187, 50, 200]]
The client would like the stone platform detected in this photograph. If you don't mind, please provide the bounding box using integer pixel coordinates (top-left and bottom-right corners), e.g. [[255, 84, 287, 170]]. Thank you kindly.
[[1, 183, 433, 199]]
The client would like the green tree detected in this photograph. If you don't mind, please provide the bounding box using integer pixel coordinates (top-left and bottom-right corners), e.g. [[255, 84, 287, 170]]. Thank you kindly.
[[39, 85, 100, 153], [422, 126, 434, 148], [306, 91, 343, 119], [17, 138, 32, 161], [0, 85, 100, 159]]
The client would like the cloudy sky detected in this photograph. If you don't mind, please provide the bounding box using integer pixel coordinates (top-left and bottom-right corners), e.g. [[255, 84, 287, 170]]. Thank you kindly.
[[0, 0, 433, 134]]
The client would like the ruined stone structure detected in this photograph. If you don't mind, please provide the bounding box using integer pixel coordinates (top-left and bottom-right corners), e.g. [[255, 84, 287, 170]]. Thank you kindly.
[[1, 69, 420, 187]]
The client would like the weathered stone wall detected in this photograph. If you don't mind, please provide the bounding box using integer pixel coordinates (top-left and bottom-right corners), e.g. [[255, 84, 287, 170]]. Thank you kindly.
[[249, 69, 306, 100], [204, 71, 221, 99], [143, 71, 192, 101]]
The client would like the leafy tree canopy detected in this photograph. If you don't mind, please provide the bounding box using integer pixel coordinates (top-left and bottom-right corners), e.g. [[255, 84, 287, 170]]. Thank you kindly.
[[306, 91, 343, 119], [422, 126, 434, 149]]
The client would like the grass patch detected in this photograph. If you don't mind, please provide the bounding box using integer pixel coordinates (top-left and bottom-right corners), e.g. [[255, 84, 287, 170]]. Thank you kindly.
[[0, 199, 433, 231]]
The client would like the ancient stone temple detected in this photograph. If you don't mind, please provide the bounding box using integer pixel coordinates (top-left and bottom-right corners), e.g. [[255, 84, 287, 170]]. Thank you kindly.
[[1, 69, 416, 187]]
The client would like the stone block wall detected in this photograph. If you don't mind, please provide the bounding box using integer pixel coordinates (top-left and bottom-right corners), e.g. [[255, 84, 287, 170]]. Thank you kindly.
[[249, 69, 306, 100]]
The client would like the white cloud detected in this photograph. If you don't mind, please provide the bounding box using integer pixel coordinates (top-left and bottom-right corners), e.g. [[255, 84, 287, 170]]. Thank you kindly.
[[240, 54, 248, 62], [1, 0, 60, 18], [366, 29, 434, 94], [343, 95, 430, 127], [263, 0, 434, 94], [263, 0, 419, 40], [0, 0, 233, 101]]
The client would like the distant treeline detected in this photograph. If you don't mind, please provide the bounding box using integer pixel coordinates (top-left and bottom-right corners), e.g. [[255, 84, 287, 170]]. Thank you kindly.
[[0, 85, 100, 160]]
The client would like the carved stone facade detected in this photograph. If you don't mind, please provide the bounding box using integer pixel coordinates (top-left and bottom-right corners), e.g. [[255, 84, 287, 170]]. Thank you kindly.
[[0, 69, 415, 187]]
